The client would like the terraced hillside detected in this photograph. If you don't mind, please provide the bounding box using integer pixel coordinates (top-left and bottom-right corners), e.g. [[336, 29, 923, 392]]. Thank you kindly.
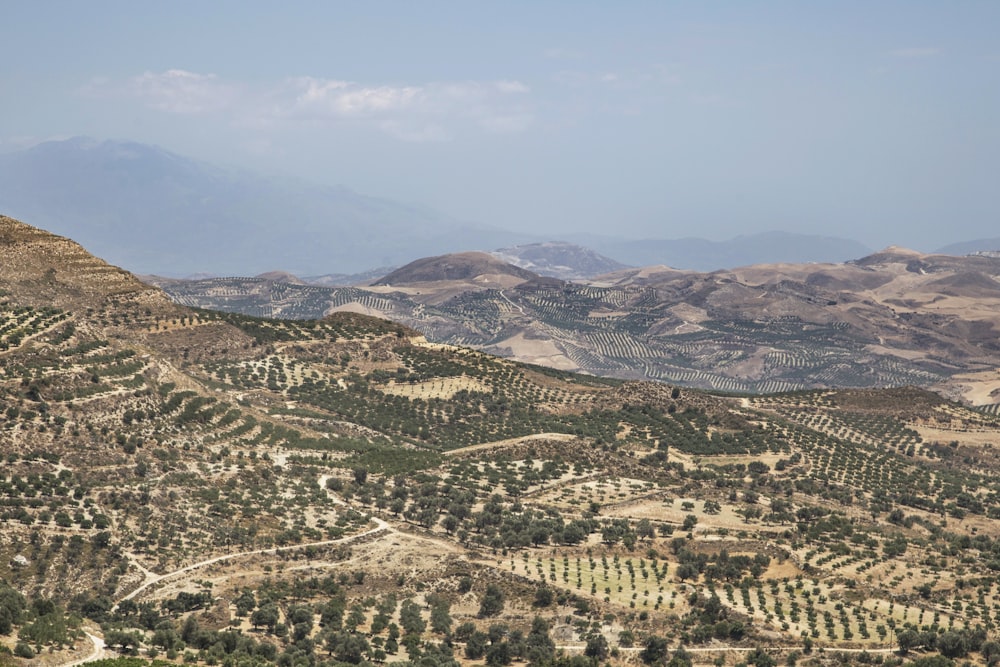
[[4, 216, 1000, 667], [149, 248, 1000, 407]]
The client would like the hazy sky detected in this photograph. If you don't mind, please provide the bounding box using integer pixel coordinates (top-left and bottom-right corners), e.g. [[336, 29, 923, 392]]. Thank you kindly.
[[2, 1, 998, 250]]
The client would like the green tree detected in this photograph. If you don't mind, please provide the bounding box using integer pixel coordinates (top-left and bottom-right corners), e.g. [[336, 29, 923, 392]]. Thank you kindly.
[[431, 602, 452, 635], [641, 635, 669, 665], [0, 584, 26, 635], [399, 600, 426, 635], [666, 646, 693, 667], [466, 631, 489, 659], [897, 628, 921, 654], [478, 584, 505, 618], [525, 617, 555, 666], [326, 630, 369, 664], [585, 634, 609, 660], [486, 640, 512, 666], [251, 603, 279, 632], [746, 647, 776, 667], [105, 629, 143, 654], [533, 586, 554, 608]]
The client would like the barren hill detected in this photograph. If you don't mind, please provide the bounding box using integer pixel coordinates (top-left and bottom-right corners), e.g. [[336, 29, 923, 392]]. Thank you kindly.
[[0, 214, 171, 313], [373, 251, 538, 286]]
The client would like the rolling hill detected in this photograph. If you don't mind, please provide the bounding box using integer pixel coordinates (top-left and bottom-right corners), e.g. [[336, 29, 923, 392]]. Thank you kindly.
[[490, 242, 629, 280], [374, 252, 538, 286], [149, 248, 1000, 406], [2, 215, 1000, 666]]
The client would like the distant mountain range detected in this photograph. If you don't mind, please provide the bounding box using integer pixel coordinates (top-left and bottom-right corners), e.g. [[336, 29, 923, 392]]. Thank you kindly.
[[566, 231, 875, 272], [936, 237, 1000, 256], [0, 137, 930, 277], [0, 137, 532, 276]]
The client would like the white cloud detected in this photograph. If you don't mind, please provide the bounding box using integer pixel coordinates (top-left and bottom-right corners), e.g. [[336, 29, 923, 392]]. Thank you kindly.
[[288, 77, 424, 117], [277, 78, 533, 137], [105, 70, 532, 141], [130, 69, 237, 114], [552, 65, 677, 90], [889, 47, 942, 58]]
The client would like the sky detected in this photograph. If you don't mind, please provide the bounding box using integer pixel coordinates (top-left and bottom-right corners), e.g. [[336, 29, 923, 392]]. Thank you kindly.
[[2, 1, 998, 251]]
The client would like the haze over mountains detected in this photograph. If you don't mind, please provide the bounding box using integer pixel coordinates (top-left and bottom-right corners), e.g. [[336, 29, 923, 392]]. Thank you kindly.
[[0, 138, 530, 276], [0, 136, 947, 278]]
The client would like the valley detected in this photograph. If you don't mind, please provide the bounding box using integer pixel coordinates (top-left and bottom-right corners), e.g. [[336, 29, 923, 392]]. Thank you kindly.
[[148, 247, 1000, 409], [2, 216, 1000, 667]]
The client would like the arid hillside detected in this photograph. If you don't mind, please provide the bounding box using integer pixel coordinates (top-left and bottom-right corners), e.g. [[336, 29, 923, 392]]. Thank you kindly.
[[2, 215, 1000, 667], [150, 247, 1000, 407]]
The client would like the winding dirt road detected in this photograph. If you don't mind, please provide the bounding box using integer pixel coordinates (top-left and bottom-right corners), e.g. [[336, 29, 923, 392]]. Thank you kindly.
[[59, 481, 387, 666], [58, 478, 902, 666]]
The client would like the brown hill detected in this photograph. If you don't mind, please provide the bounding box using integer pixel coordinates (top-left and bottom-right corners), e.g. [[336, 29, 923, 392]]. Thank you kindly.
[[151, 243, 1000, 405], [373, 251, 537, 286], [0, 214, 169, 311], [923, 271, 1000, 298], [255, 270, 306, 285]]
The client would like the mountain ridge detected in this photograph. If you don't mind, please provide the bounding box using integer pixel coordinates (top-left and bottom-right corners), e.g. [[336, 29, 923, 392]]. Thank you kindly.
[[568, 229, 876, 271], [0, 137, 534, 275], [0, 137, 939, 278]]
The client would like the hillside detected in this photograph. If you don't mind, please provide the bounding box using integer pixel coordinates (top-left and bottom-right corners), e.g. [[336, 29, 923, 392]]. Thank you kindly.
[[4, 216, 1000, 667], [152, 247, 1000, 407], [373, 252, 538, 286]]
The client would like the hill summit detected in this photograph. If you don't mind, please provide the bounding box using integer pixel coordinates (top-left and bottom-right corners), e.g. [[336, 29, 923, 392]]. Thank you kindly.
[[0, 214, 168, 311], [373, 251, 538, 285], [490, 241, 629, 280]]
